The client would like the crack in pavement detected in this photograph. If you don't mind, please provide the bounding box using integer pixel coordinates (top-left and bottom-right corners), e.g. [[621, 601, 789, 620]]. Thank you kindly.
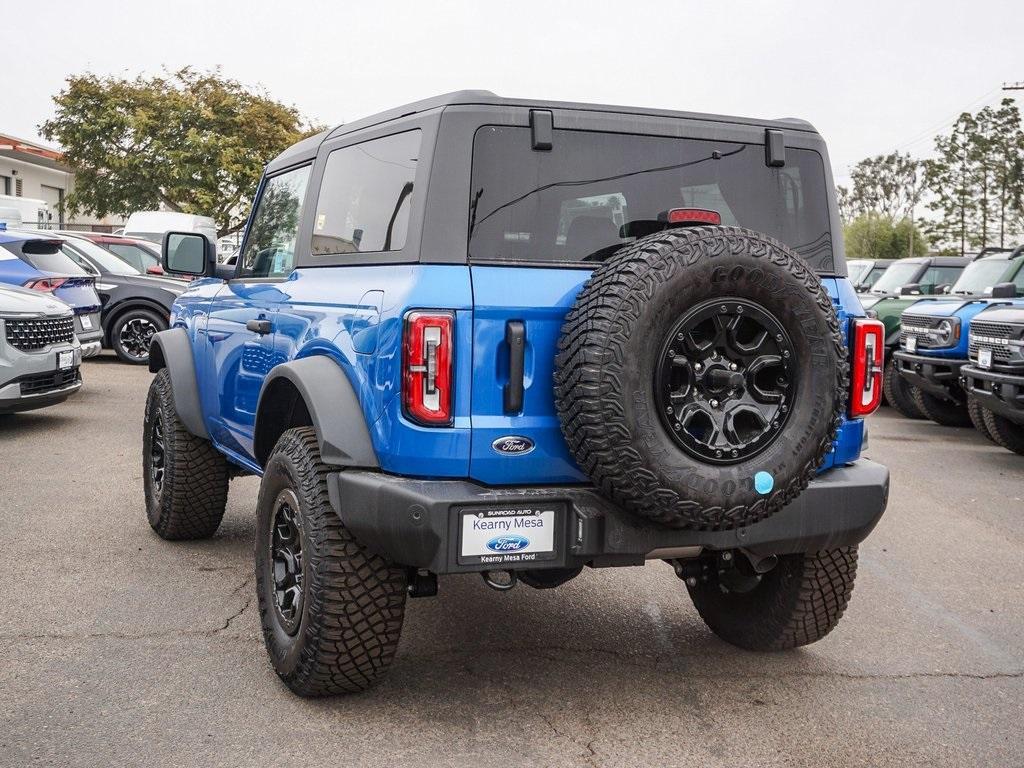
[[4, 574, 256, 642]]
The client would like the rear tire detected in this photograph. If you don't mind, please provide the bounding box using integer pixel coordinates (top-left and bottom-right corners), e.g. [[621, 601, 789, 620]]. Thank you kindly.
[[143, 369, 229, 539], [912, 388, 972, 428], [256, 427, 407, 696], [882, 358, 924, 419], [967, 396, 996, 443], [981, 409, 1024, 455], [687, 547, 858, 650], [112, 307, 167, 365]]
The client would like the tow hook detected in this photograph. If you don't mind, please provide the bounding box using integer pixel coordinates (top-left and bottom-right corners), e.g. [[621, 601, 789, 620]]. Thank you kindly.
[[407, 569, 438, 598], [481, 570, 517, 592]]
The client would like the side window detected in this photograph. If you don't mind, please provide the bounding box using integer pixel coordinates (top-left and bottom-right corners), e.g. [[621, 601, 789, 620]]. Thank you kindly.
[[60, 245, 98, 275], [240, 165, 311, 278], [311, 130, 421, 256]]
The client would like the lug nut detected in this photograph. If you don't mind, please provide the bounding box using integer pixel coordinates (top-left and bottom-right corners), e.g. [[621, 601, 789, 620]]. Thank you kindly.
[[668, 348, 675, 357], [677, 332, 685, 341], [722, 551, 732, 562], [694, 363, 703, 372], [730, 363, 738, 371], [710, 399, 719, 408], [685, 576, 698, 587], [666, 406, 674, 414]]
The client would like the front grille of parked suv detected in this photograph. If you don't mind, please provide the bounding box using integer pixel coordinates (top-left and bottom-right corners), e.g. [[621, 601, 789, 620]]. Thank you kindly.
[[4, 316, 75, 351], [970, 320, 1024, 365], [900, 314, 943, 347]]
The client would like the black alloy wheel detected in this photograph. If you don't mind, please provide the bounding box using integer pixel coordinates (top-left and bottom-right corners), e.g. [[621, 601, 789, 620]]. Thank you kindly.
[[149, 410, 165, 498], [655, 298, 796, 465], [269, 489, 304, 636]]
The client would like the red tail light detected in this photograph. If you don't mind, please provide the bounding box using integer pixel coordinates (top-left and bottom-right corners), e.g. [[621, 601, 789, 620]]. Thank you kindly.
[[666, 208, 722, 226], [850, 318, 884, 417], [403, 310, 454, 426], [24, 278, 68, 293]]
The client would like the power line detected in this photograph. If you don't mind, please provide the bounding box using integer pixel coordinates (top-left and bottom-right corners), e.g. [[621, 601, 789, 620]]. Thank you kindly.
[[1003, 81, 1024, 91]]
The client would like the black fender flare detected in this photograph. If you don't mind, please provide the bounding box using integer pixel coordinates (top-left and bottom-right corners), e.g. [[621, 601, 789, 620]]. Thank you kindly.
[[147, 328, 209, 440], [253, 356, 379, 470]]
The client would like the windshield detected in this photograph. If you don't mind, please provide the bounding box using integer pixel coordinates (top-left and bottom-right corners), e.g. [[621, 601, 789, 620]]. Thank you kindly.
[[468, 127, 835, 272], [847, 260, 874, 284], [63, 239, 140, 275], [871, 261, 920, 293], [950, 257, 1012, 294]]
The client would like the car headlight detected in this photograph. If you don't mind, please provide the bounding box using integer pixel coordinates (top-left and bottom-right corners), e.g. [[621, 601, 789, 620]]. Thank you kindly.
[[933, 318, 959, 347]]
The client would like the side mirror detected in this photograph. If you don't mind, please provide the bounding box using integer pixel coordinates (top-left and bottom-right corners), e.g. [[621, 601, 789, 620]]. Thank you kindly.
[[162, 231, 216, 277], [899, 283, 922, 296], [935, 283, 951, 294], [991, 282, 1017, 298]]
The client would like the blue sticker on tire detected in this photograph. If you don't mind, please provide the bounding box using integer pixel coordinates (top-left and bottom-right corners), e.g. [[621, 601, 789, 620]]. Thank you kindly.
[[754, 471, 774, 495]]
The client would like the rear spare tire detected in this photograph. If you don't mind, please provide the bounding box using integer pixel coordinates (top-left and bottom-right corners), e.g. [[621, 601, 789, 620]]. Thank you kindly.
[[554, 227, 847, 530]]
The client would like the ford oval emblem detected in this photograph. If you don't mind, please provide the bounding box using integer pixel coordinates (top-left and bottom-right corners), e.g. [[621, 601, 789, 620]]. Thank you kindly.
[[491, 436, 535, 456], [486, 534, 530, 553]]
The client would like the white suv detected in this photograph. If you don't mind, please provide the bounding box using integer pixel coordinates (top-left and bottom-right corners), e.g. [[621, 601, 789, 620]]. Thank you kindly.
[[0, 283, 82, 414]]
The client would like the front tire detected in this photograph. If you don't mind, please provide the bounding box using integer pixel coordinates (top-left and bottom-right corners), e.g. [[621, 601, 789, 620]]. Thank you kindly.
[[981, 409, 1024, 455], [112, 307, 167, 365], [967, 396, 996, 443], [143, 369, 229, 539], [912, 388, 973, 427], [687, 547, 858, 650], [882, 358, 924, 419], [256, 427, 407, 697]]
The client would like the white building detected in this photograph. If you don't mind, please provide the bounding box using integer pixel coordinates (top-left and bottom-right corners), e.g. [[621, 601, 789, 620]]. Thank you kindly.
[[0, 132, 123, 230]]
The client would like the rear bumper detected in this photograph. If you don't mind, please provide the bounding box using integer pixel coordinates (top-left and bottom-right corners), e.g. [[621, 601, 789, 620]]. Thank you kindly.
[[961, 364, 1024, 425], [893, 350, 966, 401], [327, 460, 890, 575]]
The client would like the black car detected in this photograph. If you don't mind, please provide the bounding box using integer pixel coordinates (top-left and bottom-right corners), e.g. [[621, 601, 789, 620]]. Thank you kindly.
[[56, 234, 186, 364]]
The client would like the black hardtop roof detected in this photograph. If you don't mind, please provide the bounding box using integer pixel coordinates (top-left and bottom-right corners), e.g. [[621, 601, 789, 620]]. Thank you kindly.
[[972, 305, 1024, 324], [267, 90, 819, 172], [976, 244, 1024, 260], [903, 255, 974, 267]]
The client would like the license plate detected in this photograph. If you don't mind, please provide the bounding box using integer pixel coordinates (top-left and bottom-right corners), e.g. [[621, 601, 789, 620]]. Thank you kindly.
[[57, 350, 73, 370], [80, 314, 93, 330], [906, 336, 917, 353], [978, 347, 993, 369], [458, 504, 561, 565]]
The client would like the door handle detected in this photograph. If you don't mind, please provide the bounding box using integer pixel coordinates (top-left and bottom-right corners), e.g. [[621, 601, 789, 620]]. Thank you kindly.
[[503, 320, 526, 414], [246, 318, 272, 335]]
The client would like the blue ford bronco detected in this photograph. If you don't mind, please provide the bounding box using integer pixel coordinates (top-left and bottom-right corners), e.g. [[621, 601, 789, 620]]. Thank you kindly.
[[142, 92, 889, 696], [893, 247, 1024, 432]]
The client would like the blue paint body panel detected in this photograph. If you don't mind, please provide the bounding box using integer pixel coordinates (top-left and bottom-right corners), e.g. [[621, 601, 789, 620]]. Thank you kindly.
[[171, 260, 867, 481], [0, 233, 101, 313]]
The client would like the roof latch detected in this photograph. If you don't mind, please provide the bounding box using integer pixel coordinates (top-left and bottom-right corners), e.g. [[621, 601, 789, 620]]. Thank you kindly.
[[530, 110, 553, 151], [765, 129, 785, 167]]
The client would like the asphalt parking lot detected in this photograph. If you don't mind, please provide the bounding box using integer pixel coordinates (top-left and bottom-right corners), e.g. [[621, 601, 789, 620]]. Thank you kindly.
[[1, 355, 1022, 768]]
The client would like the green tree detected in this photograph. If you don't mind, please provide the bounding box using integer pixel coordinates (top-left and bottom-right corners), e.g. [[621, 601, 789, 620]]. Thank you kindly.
[[41, 68, 320, 237], [841, 152, 924, 223], [844, 213, 927, 260], [925, 112, 976, 256]]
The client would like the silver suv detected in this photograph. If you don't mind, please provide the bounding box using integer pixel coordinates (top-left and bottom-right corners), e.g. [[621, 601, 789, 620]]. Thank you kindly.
[[0, 283, 82, 414]]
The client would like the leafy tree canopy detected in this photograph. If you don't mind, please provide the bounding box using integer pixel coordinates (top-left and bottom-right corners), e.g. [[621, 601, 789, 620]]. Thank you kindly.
[[838, 152, 923, 223], [42, 68, 321, 237], [843, 213, 928, 260]]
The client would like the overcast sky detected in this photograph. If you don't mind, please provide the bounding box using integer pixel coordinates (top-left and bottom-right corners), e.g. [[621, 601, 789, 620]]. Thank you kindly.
[[5, 0, 1023, 187]]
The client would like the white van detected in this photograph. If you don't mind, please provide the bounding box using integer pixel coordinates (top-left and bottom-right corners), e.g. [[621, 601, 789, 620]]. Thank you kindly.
[[0, 195, 49, 228], [123, 211, 217, 245]]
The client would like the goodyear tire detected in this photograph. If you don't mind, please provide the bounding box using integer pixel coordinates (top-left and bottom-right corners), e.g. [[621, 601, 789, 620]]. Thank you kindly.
[[554, 227, 847, 530], [143, 369, 229, 539], [688, 547, 858, 650], [981, 409, 1024, 455], [882, 358, 925, 419], [967, 396, 996, 443], [256, 427, 407, 696], [912, 388, 972, 428]]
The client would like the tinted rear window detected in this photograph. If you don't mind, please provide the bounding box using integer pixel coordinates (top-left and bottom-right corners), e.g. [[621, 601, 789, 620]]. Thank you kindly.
[[2, 240, 89, 275], [468, 127, 834, 271]]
